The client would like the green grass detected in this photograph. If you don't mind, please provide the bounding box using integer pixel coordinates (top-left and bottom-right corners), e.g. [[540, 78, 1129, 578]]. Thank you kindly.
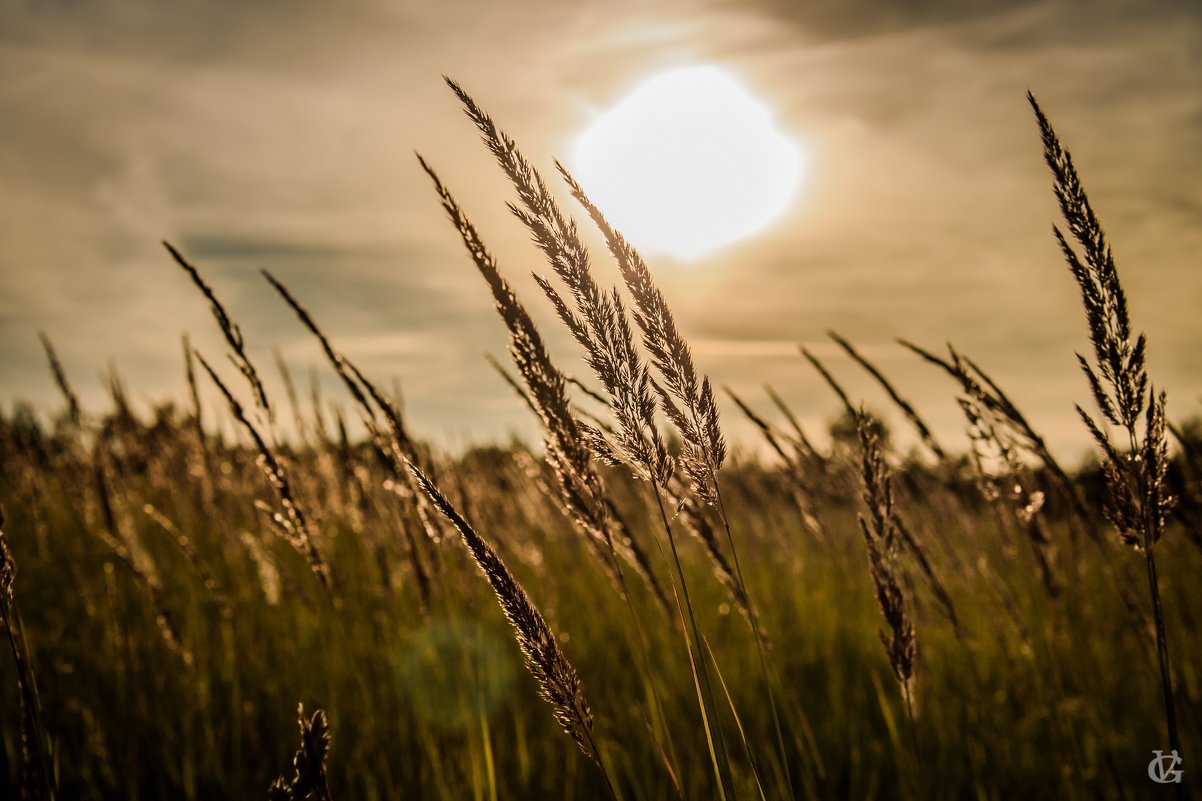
[[0, 419, 1198, 799]]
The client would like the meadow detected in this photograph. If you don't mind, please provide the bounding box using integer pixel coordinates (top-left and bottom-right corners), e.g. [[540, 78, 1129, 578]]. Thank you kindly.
[[0, 86, 1199, 800]]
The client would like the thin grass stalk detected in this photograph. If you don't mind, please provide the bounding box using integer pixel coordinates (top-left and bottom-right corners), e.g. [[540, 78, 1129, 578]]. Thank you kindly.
[[38, 333, 81, 430], [194, 352, 331, 593], [164, 241, 274, 422], [416, 156, 656, 604], [1030, 91, 1181, 774], [648, 478, 735, 801], [800, 345, 856, 417], [854, 410, 918, 710], [560, 158, 795, 799], [262, 270, 436, 610], [273, 348, 310, 448], [763, 384, 823, 467], [419, 154, 681, 784], [182, 334, 214, 502], [445, 75, 769, 797], [406, 460, 618, 799], [0, 508, 56, 801], [725, 387, 827, 541], [827, 331, 945, 460]]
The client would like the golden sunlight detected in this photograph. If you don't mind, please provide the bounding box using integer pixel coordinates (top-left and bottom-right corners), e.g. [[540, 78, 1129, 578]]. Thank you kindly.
[[570, 65, 805, 261]]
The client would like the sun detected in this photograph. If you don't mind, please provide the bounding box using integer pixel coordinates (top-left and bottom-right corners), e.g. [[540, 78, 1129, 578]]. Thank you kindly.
[[570, 65, 805, 262]]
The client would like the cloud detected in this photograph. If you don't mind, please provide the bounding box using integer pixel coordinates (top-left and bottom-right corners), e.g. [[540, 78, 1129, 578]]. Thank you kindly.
[[0, 0, 1199, 459]]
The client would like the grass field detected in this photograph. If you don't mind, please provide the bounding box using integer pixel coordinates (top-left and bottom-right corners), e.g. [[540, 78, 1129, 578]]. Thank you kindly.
[[1, 87, 1199, 800]]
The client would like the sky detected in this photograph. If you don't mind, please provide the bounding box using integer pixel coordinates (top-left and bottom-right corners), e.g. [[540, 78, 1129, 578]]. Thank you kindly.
[[2, 0, 1200, 462]]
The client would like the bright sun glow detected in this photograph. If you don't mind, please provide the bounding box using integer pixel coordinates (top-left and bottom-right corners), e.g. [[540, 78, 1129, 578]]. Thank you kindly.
[[571, 65, 805, 261]]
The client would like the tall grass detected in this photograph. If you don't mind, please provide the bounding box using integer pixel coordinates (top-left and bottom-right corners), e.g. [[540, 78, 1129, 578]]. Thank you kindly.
[[0, 87, 1197, 801]]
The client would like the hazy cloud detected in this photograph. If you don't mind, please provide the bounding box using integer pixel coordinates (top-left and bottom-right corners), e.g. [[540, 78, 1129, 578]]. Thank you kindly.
[[1, 0, 1199, 458]]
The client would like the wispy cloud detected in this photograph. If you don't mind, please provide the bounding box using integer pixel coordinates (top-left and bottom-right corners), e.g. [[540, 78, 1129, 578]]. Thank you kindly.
[[1, 0, 1199, 458]]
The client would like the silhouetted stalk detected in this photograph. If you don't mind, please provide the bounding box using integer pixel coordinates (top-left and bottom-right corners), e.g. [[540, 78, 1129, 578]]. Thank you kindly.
[[0, 509, 56, 801], [443, 77, 738, 798], [559, 158, 795, 799], [1031, 92, 1181, 783]]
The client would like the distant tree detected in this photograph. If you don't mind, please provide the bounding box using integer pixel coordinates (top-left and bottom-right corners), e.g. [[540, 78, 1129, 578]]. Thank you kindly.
[[829, 408, 890, 453]]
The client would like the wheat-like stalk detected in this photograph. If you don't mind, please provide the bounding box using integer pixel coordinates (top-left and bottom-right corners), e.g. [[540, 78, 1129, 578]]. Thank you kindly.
[[262, 270, 436, 611], [0, 507, 56, 801], [37, 332, 81, 429], [417, 156, 656, 602], [443, 79, 751, 797], [1030, 91, 1181, 770], [557, 165, 726, 504], [854, 412, 918, 714], [164, 242, 274, 422], [445, 79, 673, 487], [827, 331, 945, 460], [558, 160, 801, 792], [194, 352, 331, 593], [406, 460, 615, 795]]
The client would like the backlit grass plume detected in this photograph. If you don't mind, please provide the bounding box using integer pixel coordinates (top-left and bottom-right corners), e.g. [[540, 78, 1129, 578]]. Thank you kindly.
[[405, 460, 615, 796], [445, 77, 672, 487], [267, 704, 333, 801], [854, 411, 917, 714], [446, 77, 747, 798], [558, 166, 726, 505], [416, 154, 664, 608], [1030, 90, 1180, 767]]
